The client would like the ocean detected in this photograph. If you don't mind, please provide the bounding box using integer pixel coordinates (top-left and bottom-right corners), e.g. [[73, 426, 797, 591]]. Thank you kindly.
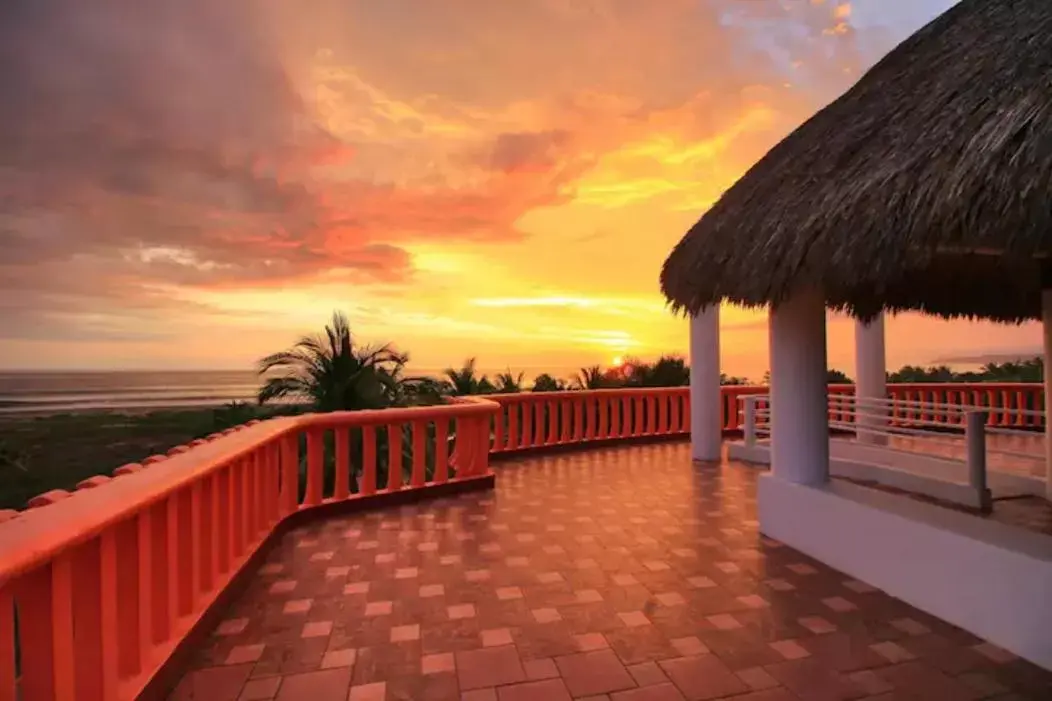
[[0, 367, 581, 415]]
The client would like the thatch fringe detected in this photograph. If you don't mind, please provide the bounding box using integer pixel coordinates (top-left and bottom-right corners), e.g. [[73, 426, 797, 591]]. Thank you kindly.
[[660, 0, 1052, 323]]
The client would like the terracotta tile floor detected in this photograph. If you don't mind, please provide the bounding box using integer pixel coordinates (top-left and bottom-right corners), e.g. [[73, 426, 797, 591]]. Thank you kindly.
[[171, 442, 1052, 700]]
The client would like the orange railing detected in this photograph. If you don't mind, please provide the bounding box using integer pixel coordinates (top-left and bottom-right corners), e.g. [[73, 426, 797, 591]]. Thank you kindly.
[[483, 383, 1045, 455], [885, 382, 1044, 428], [0, 382, 1045, 699], [0, 398, 496, 701], [485, 388, 689, 453], [482, 386, 785, 453]]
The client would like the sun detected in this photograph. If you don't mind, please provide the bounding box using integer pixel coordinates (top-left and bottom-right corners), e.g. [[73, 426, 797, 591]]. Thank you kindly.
[[612, 356, 623, 367]]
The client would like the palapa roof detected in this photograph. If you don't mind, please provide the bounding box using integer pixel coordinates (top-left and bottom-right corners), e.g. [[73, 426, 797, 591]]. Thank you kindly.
[[660, 0, 1052, 323]]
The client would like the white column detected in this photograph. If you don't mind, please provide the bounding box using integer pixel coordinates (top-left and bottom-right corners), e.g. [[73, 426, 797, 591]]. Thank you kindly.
[[689, 304, 722, 462], [769, 289, 829, 485], [854, 313, 887, 445], [1042, 290, 1052, 500]]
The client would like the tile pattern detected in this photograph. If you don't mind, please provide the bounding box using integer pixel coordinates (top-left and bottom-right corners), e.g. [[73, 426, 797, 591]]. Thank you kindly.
[[170, 442, 1052, 700]]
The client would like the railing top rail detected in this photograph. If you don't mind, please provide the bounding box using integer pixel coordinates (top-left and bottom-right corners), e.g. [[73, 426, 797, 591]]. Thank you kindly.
[[301, 396, 498, 428], [887, 382, 1042, 390], [0, 397, 500, 586], [479, 386, 697, 401]]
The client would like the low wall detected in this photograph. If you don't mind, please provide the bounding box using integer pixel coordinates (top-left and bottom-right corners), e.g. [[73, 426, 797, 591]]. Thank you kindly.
[[758, 474, 1052, 671]]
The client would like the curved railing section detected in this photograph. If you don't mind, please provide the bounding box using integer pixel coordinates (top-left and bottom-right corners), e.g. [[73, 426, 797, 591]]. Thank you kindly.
[[0, 382, 1044, 699], [481, 383, 1046, 455], [0, 398, 497, 701]]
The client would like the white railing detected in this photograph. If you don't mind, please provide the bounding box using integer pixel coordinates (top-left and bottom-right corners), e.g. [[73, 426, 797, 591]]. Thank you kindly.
[[737, 393, 1048, 513]]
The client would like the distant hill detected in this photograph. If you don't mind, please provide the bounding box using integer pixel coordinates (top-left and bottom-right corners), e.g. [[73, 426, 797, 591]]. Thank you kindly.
[[928, 350, 1043, 366]]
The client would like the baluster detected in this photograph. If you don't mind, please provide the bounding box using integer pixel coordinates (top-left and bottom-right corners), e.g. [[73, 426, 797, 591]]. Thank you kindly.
[[177, 491, 194, 616], [476, 416, 493, 475], [334, 427, 351, 500], [434, 419, 450, 483], [272, 441, 284, 518], [197, 477, 213, 596], [167, 495, 182, 628], [724, 391, 738, 432], [17, 567, 56, 701], [148, 501, 170, 647], [507, 404, 519, 450], [188, 482, 203, 608], [53, 542, 103, 701], [547, 399, 559, 445], [534, 400, 545, 446], [598, 396, 610, 439], [304, 429, 324, 506], [387, 424, 403, 491], [520, 401, 533, 448], [411, 421, 427, 487], [213, 471, 229, 576], [110, 519, 142, 688], [137, 510, 156, 671], [280, 435, 299, 513], [561, 399, 572, 442], [574, 398, 585, 440], [493, 403, 505, 452], [683, 389, 693, 433], [240, 455, 253, 552], [585, 398, 597, 440], [361, 426, 377, 495]]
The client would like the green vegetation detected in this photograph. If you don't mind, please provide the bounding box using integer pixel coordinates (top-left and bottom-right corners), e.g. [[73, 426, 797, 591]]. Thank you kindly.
[[530, 373, 567, 392], [886, 358, 1043, 384], [0, 402, 304, 511], [258, 311, 443, 409], [441, 357, 497, 396]]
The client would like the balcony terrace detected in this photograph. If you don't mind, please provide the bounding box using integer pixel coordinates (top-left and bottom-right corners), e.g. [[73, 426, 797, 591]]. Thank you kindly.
[[1, 385, 1051, 700]]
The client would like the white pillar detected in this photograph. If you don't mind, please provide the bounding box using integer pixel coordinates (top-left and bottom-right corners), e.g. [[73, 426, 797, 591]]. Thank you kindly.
[[769, 289, 829, 485], [1042, 290, 1052, 500], [854, 313, 887, 445], [689, 304, 722, 462]]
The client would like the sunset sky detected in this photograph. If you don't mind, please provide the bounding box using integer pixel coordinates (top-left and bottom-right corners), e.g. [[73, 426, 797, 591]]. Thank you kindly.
[[0, 0, 1042, 379]]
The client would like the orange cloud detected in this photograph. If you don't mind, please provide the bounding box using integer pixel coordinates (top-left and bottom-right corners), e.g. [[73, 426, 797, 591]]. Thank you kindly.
[[3, 0, 1006, 376]]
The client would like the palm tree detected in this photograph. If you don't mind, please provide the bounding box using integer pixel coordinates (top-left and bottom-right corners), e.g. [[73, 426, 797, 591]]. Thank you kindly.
[[388, 370, 448, 406], [637, 355, 690, 387], [495, 370, 525, 394], [257, 311, 410, 411], [573, 365, 607, 390], [827, 369, 853, 384], [443, 358, 496, 395], [531, 373, 566, 392]]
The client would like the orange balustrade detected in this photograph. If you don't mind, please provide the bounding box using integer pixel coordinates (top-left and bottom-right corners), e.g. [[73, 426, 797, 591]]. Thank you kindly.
[[484, 388, 693, 453], [484, 383, 1046, 455], [886, 383, 1044, 428], [0, 398, 497, 701]]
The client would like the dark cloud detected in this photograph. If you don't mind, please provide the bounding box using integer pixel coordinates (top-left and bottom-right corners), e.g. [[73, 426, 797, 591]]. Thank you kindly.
[[489, 131, 572, 174], [0, 0, 577, 336]]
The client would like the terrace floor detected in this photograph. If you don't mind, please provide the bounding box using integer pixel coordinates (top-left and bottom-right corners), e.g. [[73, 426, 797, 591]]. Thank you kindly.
[[171, 442, 1052, 701]]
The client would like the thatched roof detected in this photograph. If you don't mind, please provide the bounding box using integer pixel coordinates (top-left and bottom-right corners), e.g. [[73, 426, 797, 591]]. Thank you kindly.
[[660, 0, 1052, 323]]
